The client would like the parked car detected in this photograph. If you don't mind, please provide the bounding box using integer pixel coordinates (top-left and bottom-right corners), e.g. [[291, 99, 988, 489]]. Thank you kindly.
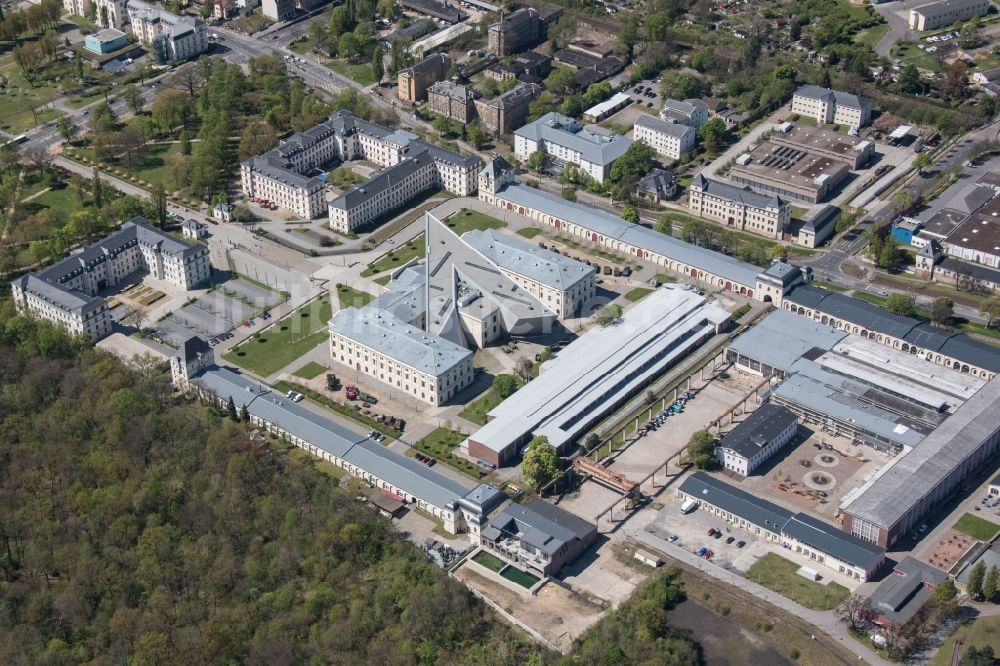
[[707, 528, 716, 536], [668, 534, 678, 542], [725, 536, 735, 544], [736, 540, 746, 548], [703, 549, 713, 559]]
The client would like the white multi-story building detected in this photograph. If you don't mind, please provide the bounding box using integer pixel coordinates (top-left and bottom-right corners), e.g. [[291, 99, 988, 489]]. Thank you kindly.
[[659, 98, 709, 128], [11, 217, 210, 341], [513, 112, 632, 183], [242, 111, 479, 224], [633, 114, 697, 161], [909, 0, 991, 30], [791, 85, 872, 129], [126, 0, 207, 62], [688, 174, 791, 240], [262, 0, 294, 20], [716, 403, 799, 475], [94, 0, 128, 29], [461, 228, 595, 319]]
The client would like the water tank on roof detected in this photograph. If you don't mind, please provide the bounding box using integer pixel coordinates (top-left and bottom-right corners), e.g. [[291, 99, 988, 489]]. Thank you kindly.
[[777, 122, 793, 133], [736, 153, 752, 166]]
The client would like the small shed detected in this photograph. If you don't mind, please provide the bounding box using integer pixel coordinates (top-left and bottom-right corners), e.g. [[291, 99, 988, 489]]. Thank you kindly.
[[797, 566, 820, 581], [634, 549, 662, 568], [370, 492, 406, 518]]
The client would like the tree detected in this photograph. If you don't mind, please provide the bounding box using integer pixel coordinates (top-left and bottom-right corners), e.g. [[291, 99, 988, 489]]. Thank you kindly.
[[897, 64, 922, 95], [467, 124, 487, 150], [930, 297, 954, 326], [968, 560, 987, 600], [686, 429, 716, 469], [986, 565, 1000, 603], [177, 65, 203, 99], [123, 83, 143, 115], [656, 215, 673, 236], [929, 579, 959, 618], [698, 117, 728, 153], [91, 166, 103, 208], [621, 204, 639, 223], [491, 374, 518, 400], [237, 120, 279, 161], [561, 186, 577, 202], [544, 67, 576, 96], [547, 15, 577, 50], [371, 45, 384, 85], [240, 404, 250, 422], [513, 357, 533, 384], [526, 150, 552, 174], [152, 181, 167, 229], [593, 303, 622, 327], [961, 646, 997, 666], [980, 301, 1000, 328], [521, 436, 558, 490], [121, 304, 148, 329], [608, 141, 655, 184], [614, 15, 639, 59], [660, 72, 703, 100], [838, 594, 876, 630], [913, 153, 933, 175], [884, 293, 918, 317], [56, 116, 78, 143], [376, 0, 396, 19], [338, 33, 362, 63], [89, 101, 116, 133], [560, 94, 583, 118], [226, 396, 238, 421]]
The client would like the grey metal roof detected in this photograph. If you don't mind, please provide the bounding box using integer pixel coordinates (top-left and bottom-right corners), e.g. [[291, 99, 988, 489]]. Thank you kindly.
[[461, 228, 594, 292], [194, 366, 472, 508], [494, 182, 762, 287], [728, 309, 847, 373], [843, 376, 1000, 530], [329, 152, 432, 210], [514, 112, 633, 166], [718, 404, 798, 459], [690, 173, 785, 210], [781, 512, 884, 571], [869, 556, 946, 625], [428, 80, 472, 102], [487, 498, 594, 556], [679, 472, 794, 534], [13, 275, 106, 315], [794, 84, 867, 111], [328, 307, 473, 376], [635, 113, 697, 139]]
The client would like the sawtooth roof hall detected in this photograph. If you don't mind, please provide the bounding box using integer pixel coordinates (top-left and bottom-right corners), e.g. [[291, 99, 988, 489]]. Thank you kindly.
[[464, 285, 729, 466]]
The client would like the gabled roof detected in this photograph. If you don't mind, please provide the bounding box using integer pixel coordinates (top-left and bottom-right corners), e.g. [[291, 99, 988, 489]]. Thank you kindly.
[[717, 404, 798, 459], [793, 84, 868, 111], [782, 512, 884, 571], [487, 498, 594, 556], [635, 113, 697, 139], [679, 472, 793, 533], [690, 173, 785, 210], [514, 112, 633, 166], [462, 228, 594, 292]]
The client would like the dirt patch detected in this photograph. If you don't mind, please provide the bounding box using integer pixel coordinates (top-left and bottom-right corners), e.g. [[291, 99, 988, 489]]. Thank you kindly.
[[923, 529, 977, 573], [669, 598, 792, 666], [455, 565, 605, 652]]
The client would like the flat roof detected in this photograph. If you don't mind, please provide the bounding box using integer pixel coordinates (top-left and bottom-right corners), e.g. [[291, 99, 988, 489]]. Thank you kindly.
[[468, 287, 728, 453], [583, 92, 632, 117], [732, 141, 849, 192], [771, 122, 871, 158], [843, 375, 1000, 530], [493, 181, 762, 287], [945, 196, 1000, 257], [912, 0, 989, 15]]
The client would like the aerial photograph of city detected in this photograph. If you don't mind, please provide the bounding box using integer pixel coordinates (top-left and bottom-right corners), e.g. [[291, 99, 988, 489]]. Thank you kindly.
[[2, 0, 1000, 662]]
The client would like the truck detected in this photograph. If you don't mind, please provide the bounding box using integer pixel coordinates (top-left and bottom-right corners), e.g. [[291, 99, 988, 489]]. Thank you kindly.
[[680, 498, 699, 514]]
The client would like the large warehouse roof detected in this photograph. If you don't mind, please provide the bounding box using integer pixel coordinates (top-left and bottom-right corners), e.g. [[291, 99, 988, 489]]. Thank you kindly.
[[728, 309, 847, 373], [842, 376, 1000, 531], [679, 472, 793, 534]]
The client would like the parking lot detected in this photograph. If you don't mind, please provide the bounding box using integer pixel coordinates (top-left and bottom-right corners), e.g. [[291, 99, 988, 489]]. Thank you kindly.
[[154, 277, 284, 346], [646, 498, 762, 573]]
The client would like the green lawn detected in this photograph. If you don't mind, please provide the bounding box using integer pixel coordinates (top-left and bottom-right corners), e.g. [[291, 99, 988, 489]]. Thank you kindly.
[[458, 376, 523, 425], [337, 285, 374, 309], [517, 227, 543, 239], [654, 274, 677, 284], [76, 142, 184, 189], [891, 42, 942, 72], [930, 616, 1000, 666], [746, 553, 851, 611], [953, 513, 1000, 541], [373, 275, 392, 286], [624, 287, 654, 302], [410, 427, 487, 480], [223, 294, 332, 376], [23, 187, 83, 214], [444, 208, 506, 235], [471, 550, 507, 573], [293, 361, 327, 380], [854, 23, 890, 50], [0, 57, 79, 132], [361, 236, 426, 277], [328, 61, 376, 86]]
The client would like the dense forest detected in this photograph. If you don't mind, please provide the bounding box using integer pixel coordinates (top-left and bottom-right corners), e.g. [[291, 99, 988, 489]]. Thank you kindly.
[[0, 308, 701, 665]]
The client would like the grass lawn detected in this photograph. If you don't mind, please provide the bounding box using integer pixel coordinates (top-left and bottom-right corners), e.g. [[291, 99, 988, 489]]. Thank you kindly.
[[328, 166, 366, 188], [891, 42, 941, 72], [444, 208, 506, 235], [517, 227, 543, 239], [23, 187, 84, 214], [471, 550, 507, 572], [411, 427, 487, 480], [361, 236, 426, 277], [76, 141, 184, 188], [624, 287, 654, 302], [854, 23, 890, 49], [746, 553, 851, 611], [929, 616, 1000, 666], [654, 273, 677, 284], [458, 376, 523, 425], [373, 275, 392, 286], [953, 513, 1000, 541], [289, 38, 313, 55], [328, 61, 376, 86], [223, 294, 332, 376], [337, 285, 374, 309], [293, 361, 327, 380]]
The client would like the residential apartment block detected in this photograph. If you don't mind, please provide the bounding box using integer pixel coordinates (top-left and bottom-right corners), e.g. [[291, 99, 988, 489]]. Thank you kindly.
[[487, 7, 542, 55], [262, 0, 295, 20], [94, 0, 128, 30], [633, 114, 697, 161], [397, 53, 450, 103], [909, 0, 991, 30], [791, 85, 872, 128], [126, 0, 208, 62], [513, 112, 632, 182], [687, 174, 791, 240], [11, 218, 210, 341], [659, 98, 709, 128], [427, 81, 476, 123], [462, 228, 596, 318], [474, 83, 540, 136]]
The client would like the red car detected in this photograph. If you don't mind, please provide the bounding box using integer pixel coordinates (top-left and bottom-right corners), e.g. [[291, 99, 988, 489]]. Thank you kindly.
[[703, 550, 713, 559], [345, 385, 359, 400], [707, 528, 716, 537]]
